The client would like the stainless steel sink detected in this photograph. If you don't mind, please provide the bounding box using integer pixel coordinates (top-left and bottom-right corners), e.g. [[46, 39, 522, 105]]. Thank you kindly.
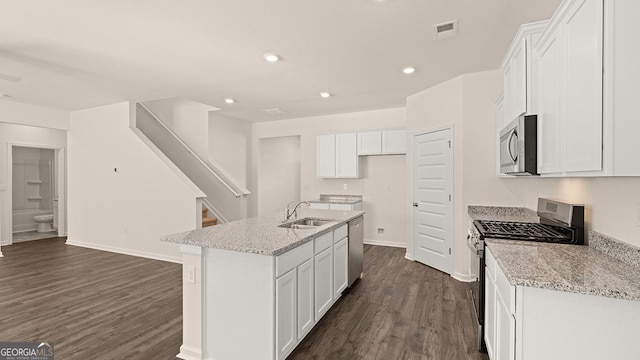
[[279, 217, 335, 229]]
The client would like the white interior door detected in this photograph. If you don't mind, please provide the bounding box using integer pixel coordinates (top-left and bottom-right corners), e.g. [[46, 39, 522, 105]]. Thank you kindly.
[[413, 127, 453, 274]]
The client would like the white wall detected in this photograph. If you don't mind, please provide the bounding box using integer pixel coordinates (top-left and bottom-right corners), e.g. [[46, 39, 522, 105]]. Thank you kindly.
[[209, 112, 251, 188], [144, 97, 216, 161], [0, 107, 67, 244], [258, 136, 301, 216], [251, 107, 407, 247], [67, 102, 200, 263]]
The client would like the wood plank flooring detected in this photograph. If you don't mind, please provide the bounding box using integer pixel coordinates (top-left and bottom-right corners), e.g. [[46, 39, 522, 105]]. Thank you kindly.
[[289, 245, 489, 360], [0, 238, 182, 360], [0, 239, 487, 360]]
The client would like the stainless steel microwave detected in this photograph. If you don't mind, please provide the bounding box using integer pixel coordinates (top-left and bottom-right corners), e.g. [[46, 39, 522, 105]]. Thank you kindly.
[[499, 114, 537, 175]]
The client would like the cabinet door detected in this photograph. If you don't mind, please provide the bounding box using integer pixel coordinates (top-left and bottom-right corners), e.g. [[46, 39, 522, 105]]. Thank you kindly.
[[333, 237, 348, 300], [316, 135, 336, 178], [484, 268, 497, 360], [314, 246, 333, 321], [297, 258, 314, 340], [536, 29, 565, 174], [503, 61, 515, 123], [563, 0, 603, 172], [512, 39, 528, 118], [358, 131, 382, 155], [382, 130, 407, 154], [276, 269, 297, 360], [336, 133, 359, 178], [495, 293, 516, 360]]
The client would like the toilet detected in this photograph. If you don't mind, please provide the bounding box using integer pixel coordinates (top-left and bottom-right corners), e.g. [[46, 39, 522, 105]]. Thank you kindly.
[[33, 214, 54, 233]]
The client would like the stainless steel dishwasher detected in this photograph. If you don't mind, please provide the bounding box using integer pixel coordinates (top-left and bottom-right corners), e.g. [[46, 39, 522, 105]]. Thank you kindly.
[[348, 216, 364, 287]]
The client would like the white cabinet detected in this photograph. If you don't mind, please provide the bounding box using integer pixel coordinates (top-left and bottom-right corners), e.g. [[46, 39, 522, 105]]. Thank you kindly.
[[358, 131, 383, 155], [314, 246, 333, 321], [275, 269, 297, 360], [357, 129, 407, 155], [382, 130, 407, 154], [501, 21, 548, 124], [534, 0, 604, 175], [485, 247, 515, 360], [297, 258, 314, 340], [333, 236, 348, 300], [316, 134, 337, 178], [308, 202, 330, 210], [316, 134, 359, 178]]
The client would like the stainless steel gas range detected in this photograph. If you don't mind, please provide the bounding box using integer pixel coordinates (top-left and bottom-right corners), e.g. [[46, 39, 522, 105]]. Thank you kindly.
[[466, 198, 585, 352]]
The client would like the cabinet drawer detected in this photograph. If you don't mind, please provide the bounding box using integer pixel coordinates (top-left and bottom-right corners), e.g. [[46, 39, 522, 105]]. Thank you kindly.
[[333, 224, 348, 243], [486, 246, 497, 279], [314, 232, 333, 254], [495, 261, 515, 315], [276, 241, 313, 278]]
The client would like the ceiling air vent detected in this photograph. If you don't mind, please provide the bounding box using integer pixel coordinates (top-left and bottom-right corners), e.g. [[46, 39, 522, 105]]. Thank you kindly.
[[262, 108, 286, 115], [433, 20, 458, 39]]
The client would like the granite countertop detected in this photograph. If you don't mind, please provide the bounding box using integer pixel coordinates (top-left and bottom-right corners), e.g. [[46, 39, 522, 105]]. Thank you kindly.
[[162, 209, 365, 256], [486, 238, 640, 302], [469, 205, 640, 302], [468, 205, 539, 223], [308, 194, 363, 204]]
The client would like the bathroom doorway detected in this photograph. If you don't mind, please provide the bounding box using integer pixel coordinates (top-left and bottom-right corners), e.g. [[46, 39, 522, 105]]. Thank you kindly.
[[9, 144, 66, 244]]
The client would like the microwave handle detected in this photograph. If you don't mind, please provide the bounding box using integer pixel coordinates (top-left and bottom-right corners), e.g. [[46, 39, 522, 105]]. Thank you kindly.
[[507, 130, 518, 162]]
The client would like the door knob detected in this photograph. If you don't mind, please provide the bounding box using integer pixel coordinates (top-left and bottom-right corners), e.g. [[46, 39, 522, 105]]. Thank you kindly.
[[412, 202, 418, 207]]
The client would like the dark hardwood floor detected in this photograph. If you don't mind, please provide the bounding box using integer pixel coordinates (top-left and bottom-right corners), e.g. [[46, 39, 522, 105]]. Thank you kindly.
[[0, 238, 182, 360], [289, 245, 489, 360], [0, 239, 487, 360]]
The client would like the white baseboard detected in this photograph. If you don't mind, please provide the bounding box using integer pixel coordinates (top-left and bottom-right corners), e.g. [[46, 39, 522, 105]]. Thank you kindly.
[[65, 239, 182, 264], [404, 252, 414, 261], [177, 345, 202, 360], [363, 239, 406, 248], [452, 271, 476, 283]]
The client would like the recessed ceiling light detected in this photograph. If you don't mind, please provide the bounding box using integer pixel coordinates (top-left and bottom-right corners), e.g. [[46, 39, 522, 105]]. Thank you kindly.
[[224, 98, 236, 104], [319, 92, 332, 98], [263, 53, 280, 62], [402, 66, 416, 75]]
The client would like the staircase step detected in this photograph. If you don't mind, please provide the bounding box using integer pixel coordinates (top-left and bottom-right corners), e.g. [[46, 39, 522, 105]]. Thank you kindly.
[[202, 216, 218, 227]]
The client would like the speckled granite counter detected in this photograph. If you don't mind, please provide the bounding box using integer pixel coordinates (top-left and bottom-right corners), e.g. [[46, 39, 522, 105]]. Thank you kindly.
[[468, 205, 539, 223], [162, 209, 364, 256], [486, 238, 640, 301], [308, 194, 363, 205]]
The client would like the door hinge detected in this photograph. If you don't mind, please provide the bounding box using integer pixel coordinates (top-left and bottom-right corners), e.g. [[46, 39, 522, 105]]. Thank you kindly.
[[449, 248, 452, 255], [448, 140, 451, 148], [449, 194, 452, 202]]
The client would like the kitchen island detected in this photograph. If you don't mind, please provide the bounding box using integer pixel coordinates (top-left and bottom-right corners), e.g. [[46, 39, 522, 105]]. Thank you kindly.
[[162, 208, 365, 360]]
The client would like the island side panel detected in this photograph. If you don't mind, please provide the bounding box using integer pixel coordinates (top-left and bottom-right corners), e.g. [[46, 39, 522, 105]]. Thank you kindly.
[[205, 248, 275, 360], [179, 245, 205, 360]]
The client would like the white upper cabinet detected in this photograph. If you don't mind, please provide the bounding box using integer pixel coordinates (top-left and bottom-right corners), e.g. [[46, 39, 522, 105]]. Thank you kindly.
[[534, 0, 603, 174], [357, 129, 407, 155], [501, 21, 548, 124], [316, 134, 337, 178], [335, 133, 359, 178], [357, 131, 382, 155], [382, 130, 407, 154]]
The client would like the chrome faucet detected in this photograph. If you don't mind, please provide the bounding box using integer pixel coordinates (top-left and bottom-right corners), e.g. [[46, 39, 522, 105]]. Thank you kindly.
[[284, 201, 310, 221]]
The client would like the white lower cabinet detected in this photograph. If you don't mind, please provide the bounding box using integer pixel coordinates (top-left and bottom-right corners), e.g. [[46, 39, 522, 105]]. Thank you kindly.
[[485, 245, 640, 360], [297, 258, 314, 340], [314, 246, 333, 321], [309, 201, 362, 211], [333, 237, 348, 300], [276, 268, 297, 360]]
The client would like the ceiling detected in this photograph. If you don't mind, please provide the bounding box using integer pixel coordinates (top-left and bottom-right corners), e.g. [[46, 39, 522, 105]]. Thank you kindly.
[[0, 0, 561, 122]]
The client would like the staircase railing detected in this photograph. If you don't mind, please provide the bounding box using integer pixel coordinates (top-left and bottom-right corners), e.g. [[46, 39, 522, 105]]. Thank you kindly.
[[137, 103, 250, 198]]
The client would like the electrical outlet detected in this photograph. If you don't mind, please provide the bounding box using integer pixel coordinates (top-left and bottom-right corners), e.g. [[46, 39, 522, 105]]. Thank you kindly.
[[187, 266, 196, 284], [123, 226, 128, 234], [377, 228, 385, 235], [636, 203, 640, 227], [343, 183, 348, 190]]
